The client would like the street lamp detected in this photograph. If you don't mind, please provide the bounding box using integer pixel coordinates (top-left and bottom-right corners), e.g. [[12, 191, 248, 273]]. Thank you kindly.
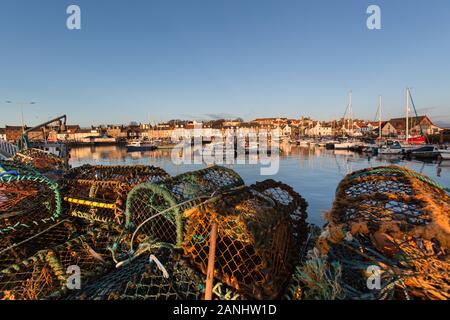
[[5, 100, 36, 131]]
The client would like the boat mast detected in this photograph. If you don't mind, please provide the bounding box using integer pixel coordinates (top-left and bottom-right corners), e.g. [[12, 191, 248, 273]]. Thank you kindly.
[[349, 91, 353, 138], [378, 95, 382, 140], [406, 87, 410, 142]]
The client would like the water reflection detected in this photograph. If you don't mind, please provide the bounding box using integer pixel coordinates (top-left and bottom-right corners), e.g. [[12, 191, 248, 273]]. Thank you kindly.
[[69, 144, 450, 226]]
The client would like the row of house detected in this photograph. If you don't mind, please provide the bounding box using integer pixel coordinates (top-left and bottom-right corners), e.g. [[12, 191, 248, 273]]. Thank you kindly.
[[292, 116, 442, 138], [0, 116, 444, 143]]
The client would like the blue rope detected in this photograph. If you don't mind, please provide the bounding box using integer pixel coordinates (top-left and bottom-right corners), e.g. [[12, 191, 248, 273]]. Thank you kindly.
[[0, 170, 19, 177]]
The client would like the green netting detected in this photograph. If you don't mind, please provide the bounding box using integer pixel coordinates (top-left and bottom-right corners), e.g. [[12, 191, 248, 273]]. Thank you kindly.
[[64, 248, 205, 300], [0, 218, 90, 271], [0, 227, 114, 300], [61, 165, 170, 227], [123, 166, 244, 252], [0, 170, 62, 235], [0, 160, 39, 176]]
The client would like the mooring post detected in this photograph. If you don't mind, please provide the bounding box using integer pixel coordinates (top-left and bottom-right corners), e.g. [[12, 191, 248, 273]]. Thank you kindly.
[[204, 222, 218, 300]]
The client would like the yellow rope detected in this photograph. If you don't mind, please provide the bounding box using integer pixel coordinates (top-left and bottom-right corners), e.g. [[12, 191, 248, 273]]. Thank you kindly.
[[63, 197, 116, 209]]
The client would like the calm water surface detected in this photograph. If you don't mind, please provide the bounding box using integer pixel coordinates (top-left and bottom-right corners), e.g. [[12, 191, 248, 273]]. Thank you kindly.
[[69, 144, 450, 226]]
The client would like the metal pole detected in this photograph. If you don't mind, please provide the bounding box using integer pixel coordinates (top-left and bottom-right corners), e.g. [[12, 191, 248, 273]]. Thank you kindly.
[[379, 95, 382, 140], [21, 103, 25, 132], [406, 88, 410, 142], [204, 222, 218, 300]]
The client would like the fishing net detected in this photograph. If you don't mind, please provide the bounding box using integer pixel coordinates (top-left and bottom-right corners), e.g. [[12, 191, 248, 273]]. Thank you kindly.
[[0, 160, 39, 176], [0, 227, 114, 300], [63, 180, 132, 226], [64, 164, 169, 184], [316, 166, 450, 300], [251, 179, 308, 248], [123, 166, 244, 252], [62, 165, 170, 226], [0, 169, 62, 236], [183, 184, 299, 300], [0, 218, 91, 271], [13, 149, 66, 173], [65, 248, 205, 300]]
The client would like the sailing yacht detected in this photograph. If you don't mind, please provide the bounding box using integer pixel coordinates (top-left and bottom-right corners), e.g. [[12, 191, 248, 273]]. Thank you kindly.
[[403, 88, 426, 147], [334, 91, 357, 150], [378, 88, 429, 155]]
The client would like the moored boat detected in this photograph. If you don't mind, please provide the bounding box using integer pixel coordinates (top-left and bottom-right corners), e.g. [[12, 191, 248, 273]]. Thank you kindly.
[[378, 141, 404, 155], [405, 145, 439, 159], [126, 140, 157, 152], [334, 141, 356, 150]]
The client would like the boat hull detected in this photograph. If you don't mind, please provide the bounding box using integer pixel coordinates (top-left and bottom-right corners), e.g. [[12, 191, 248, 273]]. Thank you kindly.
[[126, 145, 157, 152], [334, 143, 355, 150]]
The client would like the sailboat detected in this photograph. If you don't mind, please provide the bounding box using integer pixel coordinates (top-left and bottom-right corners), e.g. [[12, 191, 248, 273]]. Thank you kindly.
[[404, 88, 426, 145], [377, 96, 405, 156], [334, 91, 357, 150]]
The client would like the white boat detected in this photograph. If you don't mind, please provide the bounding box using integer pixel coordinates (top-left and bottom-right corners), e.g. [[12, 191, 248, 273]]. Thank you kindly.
[[299, 139, 312, 147], [334, 141, 356, 150], [439, 149, 450, 160], [379, 141, 404, 155], [126, 140, 157, 152]]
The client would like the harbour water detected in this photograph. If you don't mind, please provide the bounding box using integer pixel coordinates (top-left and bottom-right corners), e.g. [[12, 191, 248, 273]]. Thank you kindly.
[[69, 143, 450, 226]]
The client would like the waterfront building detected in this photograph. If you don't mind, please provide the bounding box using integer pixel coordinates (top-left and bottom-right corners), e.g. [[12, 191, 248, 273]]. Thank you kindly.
[[381, 115, 441, 138]]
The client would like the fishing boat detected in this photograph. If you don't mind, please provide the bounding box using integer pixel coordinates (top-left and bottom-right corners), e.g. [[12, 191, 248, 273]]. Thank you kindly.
[[378, 141, 404, 155], [325, 141, 339, 149], [334, 141, 356, 150], [405, 145, 440, 159], [126, 140, 157, 152]]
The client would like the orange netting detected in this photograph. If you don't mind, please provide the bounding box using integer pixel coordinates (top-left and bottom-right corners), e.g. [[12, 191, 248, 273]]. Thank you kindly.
[[316, 166, 450, 300], [183, 183, 303, 299]]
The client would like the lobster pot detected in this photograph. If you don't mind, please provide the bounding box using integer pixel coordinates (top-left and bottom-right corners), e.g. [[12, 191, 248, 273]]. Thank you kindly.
[[125, 166, 244, 249], [251, 179, 308, 248], [0, 228, 114, 300], [0, 219, 90, 271], [319, 166, 450, 300], [0, 251, 65, 300], [183, 186, 297, 299], [13, 149, 66, 173], [0, 160, 40, 176], [65, 248, 204, 300], [65, 165, 169, 185], [49, 229, 115, 298], [61, 165, 170, 226], [63, 180, 130, 225], [0, 173, 62, 235]]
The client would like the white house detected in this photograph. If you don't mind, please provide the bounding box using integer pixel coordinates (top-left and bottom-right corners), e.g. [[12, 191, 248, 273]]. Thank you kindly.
[[307, 122, 333, 136]]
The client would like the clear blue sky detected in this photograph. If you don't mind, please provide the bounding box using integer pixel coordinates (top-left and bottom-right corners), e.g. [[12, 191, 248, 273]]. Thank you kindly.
[[1, 0, 450, 127]]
